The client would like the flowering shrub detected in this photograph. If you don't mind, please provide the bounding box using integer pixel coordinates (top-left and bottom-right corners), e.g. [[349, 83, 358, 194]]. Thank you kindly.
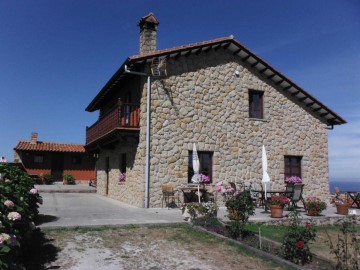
[[284, 176, 302, 183], [118, 172, 126, 182], [304, 197, 327, 216], [0, 163, 42, 268], [191, 173, 210, 184], [3, 200, 14, 208], [181, 202, 217, 221], [269, 194, 290, 207], [215, 180, 238, 201], [30, 188, 38, 195], [282, 211, 317, 265], [7, 212, 21, 221]]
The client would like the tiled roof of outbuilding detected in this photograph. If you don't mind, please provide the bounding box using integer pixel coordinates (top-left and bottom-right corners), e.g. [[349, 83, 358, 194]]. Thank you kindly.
[[14, 141, 85, 153]]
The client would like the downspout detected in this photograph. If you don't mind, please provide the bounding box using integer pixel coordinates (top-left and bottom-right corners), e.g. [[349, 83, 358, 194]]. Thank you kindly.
[[124, 65, 151, 208]]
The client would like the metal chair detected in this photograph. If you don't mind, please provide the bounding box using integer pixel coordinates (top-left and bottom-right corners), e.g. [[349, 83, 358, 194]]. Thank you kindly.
[[285, 183, 294, 199], [161, 183, 180, 208], [289, 183, 306, 210]]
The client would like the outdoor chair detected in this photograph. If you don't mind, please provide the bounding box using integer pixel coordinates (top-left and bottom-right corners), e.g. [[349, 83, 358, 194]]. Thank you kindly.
[[285, 183, 294, 199], [288, 183, 306, 210], [204, 185, 217, 203], [161, 183, 181, 208]]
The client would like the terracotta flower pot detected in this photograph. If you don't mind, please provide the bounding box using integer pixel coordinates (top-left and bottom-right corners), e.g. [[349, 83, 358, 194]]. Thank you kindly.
[[228, 208, 240, 220], [335, 203, 349, 215], [270, 205, 284, 218]]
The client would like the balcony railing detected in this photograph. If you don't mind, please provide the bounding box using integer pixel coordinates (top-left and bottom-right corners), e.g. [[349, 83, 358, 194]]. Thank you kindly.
[[86, 102, 140, 145]]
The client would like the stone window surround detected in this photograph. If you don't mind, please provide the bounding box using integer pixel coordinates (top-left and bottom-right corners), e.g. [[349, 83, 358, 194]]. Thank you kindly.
[[249, 89, 264, 119], [188, 151, 213, 183], [284, 155, 303, 180]]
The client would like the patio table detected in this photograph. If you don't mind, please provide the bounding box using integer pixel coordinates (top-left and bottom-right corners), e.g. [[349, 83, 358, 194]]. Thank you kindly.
[[346, 191, 360, 208], [179, 186, 207, 203]]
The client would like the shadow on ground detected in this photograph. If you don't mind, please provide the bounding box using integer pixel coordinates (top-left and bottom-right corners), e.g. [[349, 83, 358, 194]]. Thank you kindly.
[[35, 214, 58, 226], [20, 229, 61, 270]]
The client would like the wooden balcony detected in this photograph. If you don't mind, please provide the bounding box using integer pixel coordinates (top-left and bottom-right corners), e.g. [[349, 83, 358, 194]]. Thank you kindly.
[[86, 102, 140, 146]]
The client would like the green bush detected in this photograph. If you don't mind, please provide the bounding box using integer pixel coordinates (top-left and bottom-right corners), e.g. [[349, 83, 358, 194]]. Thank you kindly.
[[63, 174, 75, 185], [42, 174, 54, 185]]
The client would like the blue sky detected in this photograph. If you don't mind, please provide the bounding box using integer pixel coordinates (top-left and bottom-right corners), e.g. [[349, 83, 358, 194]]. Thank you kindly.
[[0, 1, 359, 180]]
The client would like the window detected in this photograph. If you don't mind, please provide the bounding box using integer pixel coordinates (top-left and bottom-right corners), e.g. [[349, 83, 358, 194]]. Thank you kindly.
[[249, 90, 264, 119], [188, 151, 213, 183], [72, 156, 82, 165], [120, 153, 126, 173], [284, 156, 302, 179], [34, 155, 44, 163]]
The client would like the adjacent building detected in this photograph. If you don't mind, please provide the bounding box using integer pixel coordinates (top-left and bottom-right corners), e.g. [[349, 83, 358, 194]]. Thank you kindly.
[[85, 13, 346, 207], [14, 132, 96, 182]]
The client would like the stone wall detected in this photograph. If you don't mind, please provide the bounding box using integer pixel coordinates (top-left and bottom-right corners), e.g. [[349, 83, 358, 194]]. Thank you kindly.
[[146, 49, 329, 207], [96, 140, 145, 207], [97, 49, 330, 208]]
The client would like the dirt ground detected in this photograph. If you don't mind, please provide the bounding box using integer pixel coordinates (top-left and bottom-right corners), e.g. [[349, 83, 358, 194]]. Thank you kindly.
[[23, 225, 288, 270]]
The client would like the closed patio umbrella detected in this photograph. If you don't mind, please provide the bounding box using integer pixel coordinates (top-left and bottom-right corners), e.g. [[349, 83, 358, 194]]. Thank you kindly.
[[261, 145, 270, 198], [191, 143, 201, 203]]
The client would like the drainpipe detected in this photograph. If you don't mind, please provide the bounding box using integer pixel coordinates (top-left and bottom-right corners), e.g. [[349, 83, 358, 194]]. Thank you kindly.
[[124, 65, 151, 208]]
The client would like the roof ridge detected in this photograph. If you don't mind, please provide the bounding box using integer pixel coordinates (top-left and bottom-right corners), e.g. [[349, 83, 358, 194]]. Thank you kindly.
[[129, 36, 232, 59]]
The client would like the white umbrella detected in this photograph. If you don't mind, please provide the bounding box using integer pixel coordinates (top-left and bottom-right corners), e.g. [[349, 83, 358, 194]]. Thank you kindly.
[[261, 145, 270, 198], [191, 143, 201, 203]]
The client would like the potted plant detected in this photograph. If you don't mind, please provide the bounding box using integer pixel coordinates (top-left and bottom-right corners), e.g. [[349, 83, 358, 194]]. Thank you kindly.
[[42, 173, 54, 185], [304, 197, 327, 216], [284, 176, 302, 184], [225, 189, 254, 222], [334, 198, 351, 215], [269, 194, 290, 218], [63, 174, 75, 185]]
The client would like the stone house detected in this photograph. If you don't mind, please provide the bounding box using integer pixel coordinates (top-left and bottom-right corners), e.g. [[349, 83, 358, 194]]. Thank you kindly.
[[85, 13, 346, 208], [14, 132, 96, 183]]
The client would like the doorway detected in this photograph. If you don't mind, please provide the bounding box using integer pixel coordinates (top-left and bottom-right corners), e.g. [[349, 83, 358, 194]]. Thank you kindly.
[[51, 153, 64, 182]]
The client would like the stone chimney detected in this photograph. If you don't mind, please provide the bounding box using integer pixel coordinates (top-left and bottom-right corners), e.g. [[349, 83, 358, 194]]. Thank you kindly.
[[138, 13, 159, 54], [30, 132, 38, 144]]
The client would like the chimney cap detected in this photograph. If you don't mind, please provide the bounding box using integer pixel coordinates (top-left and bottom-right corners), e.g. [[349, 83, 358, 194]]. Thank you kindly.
[[138, 12, 160, 29]]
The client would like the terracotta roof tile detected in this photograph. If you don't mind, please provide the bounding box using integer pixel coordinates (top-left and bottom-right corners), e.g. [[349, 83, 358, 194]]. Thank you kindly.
[[14, 141, 85, 153], [129, 36, 231, 60]]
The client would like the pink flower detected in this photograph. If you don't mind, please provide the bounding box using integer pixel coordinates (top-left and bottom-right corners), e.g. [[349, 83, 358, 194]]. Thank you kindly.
[[7, 212, 21, 221], [30, 188, 38, 194], [4, 200, 14, 208], [296, 241, 305, 249], [306, 222, 311, 228]]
